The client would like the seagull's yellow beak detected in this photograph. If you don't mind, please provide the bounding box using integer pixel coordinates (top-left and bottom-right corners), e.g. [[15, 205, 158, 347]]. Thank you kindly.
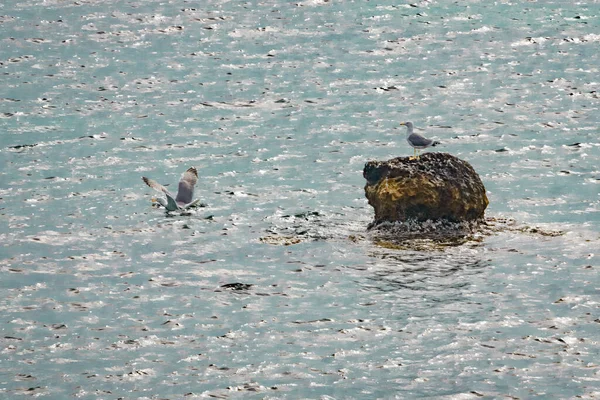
[[399, 122, 407, 126]]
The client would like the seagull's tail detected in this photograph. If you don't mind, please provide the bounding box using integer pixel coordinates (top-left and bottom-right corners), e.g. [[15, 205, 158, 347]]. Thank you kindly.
[[432, 140, 441, 147]]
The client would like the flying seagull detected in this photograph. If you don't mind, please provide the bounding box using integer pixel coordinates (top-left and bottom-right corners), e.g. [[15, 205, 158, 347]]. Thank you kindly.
[[399, 121, 439, 159], [142, 167, 201, 212]]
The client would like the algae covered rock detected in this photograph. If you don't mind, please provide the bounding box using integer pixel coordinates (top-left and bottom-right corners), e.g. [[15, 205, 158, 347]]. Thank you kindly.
[[363, 152, 488, 227]]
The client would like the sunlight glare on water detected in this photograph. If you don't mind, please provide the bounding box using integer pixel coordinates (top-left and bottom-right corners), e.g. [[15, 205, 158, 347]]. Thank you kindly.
[[1, 0, 599, 398]]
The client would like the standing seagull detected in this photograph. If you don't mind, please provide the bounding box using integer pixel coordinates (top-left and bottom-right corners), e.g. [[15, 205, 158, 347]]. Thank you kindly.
[[142, 167, 200, 212], [399, 121, 438, 159]]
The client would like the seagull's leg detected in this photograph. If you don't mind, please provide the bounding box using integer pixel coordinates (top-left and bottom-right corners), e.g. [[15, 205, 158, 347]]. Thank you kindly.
[[409, 147, 417, 160]]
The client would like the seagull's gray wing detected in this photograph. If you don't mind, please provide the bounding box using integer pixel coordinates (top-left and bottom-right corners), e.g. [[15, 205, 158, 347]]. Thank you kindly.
[[143, 177, 173, 197], [142, 177, 179, 211], [175, 167, 198, 205], [408, 133, 434, 149]]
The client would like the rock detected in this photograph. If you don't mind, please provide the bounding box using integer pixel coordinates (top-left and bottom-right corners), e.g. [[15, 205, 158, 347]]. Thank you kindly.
[[260, 235, 303, 246], [363, 152, 488, 227]]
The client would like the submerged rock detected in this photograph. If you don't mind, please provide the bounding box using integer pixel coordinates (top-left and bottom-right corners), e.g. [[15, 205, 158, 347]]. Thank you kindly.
[[260, 235, 303, 246], [364, 152, 488, 228]]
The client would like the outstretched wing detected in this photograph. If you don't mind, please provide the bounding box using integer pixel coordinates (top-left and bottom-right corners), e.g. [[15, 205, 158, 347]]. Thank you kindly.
[[175, 167, 198, 205], [142, 177, 173, 197], [142, 177, 180, 211]]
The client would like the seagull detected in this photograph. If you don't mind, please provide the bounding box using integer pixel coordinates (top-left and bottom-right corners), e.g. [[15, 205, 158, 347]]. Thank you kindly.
[[142, 167, 201, 212], [399, 121, 439, 159]]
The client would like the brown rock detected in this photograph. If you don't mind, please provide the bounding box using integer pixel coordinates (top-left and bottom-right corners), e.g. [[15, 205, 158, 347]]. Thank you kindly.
[[364, 152, 488, 227]]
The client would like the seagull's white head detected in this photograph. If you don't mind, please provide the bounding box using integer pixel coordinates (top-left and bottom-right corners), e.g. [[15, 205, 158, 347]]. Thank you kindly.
[[151, 197, 167, 208], [399, 121, 414, 134]]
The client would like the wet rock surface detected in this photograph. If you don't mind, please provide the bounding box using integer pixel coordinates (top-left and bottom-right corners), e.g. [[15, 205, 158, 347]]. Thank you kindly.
[[364, 153, 489, 227]]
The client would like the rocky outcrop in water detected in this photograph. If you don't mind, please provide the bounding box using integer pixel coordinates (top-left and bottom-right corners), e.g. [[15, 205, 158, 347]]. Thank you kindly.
[[363, 153, 488, 227]]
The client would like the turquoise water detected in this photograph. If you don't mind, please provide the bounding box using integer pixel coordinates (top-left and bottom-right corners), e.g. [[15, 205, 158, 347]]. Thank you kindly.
[[1, 0, 599, 398]]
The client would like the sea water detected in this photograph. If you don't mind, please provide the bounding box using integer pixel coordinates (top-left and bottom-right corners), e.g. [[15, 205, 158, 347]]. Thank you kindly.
[[1, 0, 599, 398]]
